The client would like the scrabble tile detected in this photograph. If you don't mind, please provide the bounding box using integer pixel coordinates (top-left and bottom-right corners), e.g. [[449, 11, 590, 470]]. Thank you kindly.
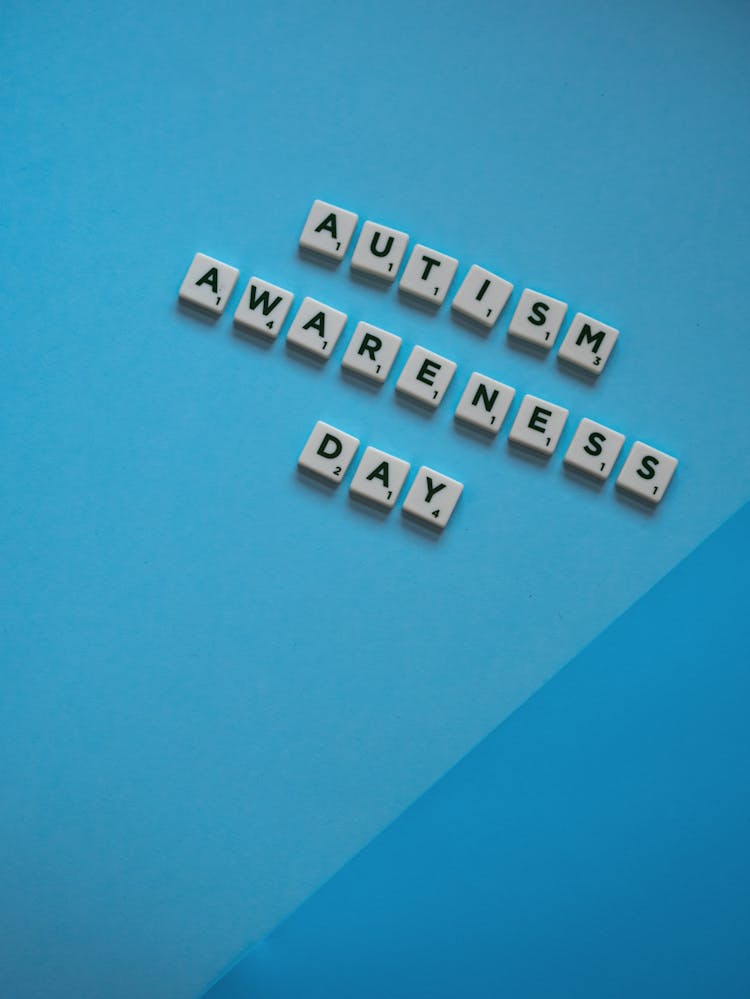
[[178, 252, 239, 316], [396, 345, 457, 409], [298, 199, 359, 261], [557, 312, 619, 375], [508, 394, 569, 456], [233, 276, 294, 339], [349, 446, 411, 510], [507, 288, 568, 351], [350, 220, 409, 282], [563, 417, 625, 480], [616, 441, 678, 505], [297, 421, 359, 484], [286, 297, 347, 360], [399, 244, 458, 305], [341, 322, 402, 384], [454, 372, 516, 435], [451, 265, 513, 329], [402, 466, 463, 530]]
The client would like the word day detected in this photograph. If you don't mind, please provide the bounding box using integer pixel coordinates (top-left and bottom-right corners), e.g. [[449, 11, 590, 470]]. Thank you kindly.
[[298, 421, 463, 530], [299, 198, 619, 378], [177, 252, 679, 517]]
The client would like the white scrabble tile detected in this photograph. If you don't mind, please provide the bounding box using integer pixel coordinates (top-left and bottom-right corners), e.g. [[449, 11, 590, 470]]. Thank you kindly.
[[563, 418, 625, 480], [350, 220, 409, 282], [402, 466, 463, 530], [557, 312, 619, 375], [350, 446, 411, 510], [298, 199, 359, 261], [454, 372, 516, 435], [399, 244, 458, 305], [341, 322, 402, 384], [286, 297, 347, 360], [616, 441, 678, 505], [297, 421, 359, 484], [233, 276, 294, 339], [508, 394, 569, 456], [451, 265, 513, 329], [507, 288, 568, 350], [178, 252, 239, 316], [395, 345, 457, 409]]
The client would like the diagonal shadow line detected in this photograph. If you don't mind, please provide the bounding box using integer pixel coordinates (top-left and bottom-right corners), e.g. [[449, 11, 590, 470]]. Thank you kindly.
[[199, 496, 750, 998]]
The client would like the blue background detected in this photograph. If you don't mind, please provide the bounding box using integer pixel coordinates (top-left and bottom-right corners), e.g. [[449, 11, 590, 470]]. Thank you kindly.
[[207, 502, 750, 998], [1, 2, 748, 997]]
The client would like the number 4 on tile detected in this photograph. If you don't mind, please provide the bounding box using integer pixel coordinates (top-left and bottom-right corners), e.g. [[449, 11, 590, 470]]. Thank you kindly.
[[402, 466, 463, 530]]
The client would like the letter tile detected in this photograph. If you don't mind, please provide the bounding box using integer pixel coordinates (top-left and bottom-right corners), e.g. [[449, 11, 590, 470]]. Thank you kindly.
[[297, 421, 359, 484], [451, 265, 513, 329], [507, 288, 568, 351], [399, 244, 458, 305], [286, 297, 347, 360], [395, 345, 457, 409], [341, 321, 402, 384], [233, 276, 294, 339], [298, 199, 359, 261], [350, 446, 411, 510], [508, 394, 569, 456], [557, 312, 619, 375], [616, 441, 678, 504], [178, 252, 239, 316], [402, 466, 463, 530], [454, 372, 516, 435], [350, 220, 409, 282], [563, 417, 625, 481]]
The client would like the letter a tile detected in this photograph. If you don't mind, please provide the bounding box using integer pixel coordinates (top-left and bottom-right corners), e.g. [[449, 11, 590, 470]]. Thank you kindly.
[[350, 447, 411, 510], [286, 297, 347, 360], [178, 252, 239, 316], [299, 199, 359, 261]]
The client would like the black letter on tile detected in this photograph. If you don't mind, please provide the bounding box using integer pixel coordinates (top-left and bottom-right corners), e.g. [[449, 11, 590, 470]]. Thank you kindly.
[[248, 285, 282, 315], [314, 213, 338, 238], [317, 434, 342, 460], [366, 461, 390, 487], [425, 477, 446, 503], [636, 455, 659, 480], [303, 312, 326, 337], [475, 278, 491, 302], [416, 358, 441, 386], [529, 406, 552, 433], [370, 231, 394, 258], [576, 323, 605, 352], [583, 431, 606, 456], [358, 333, 382, 360], [196, 268, 218, 292], [471, 383, 499, 411], [420, 255, 441, 280], [528, 301, 549, 326]]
